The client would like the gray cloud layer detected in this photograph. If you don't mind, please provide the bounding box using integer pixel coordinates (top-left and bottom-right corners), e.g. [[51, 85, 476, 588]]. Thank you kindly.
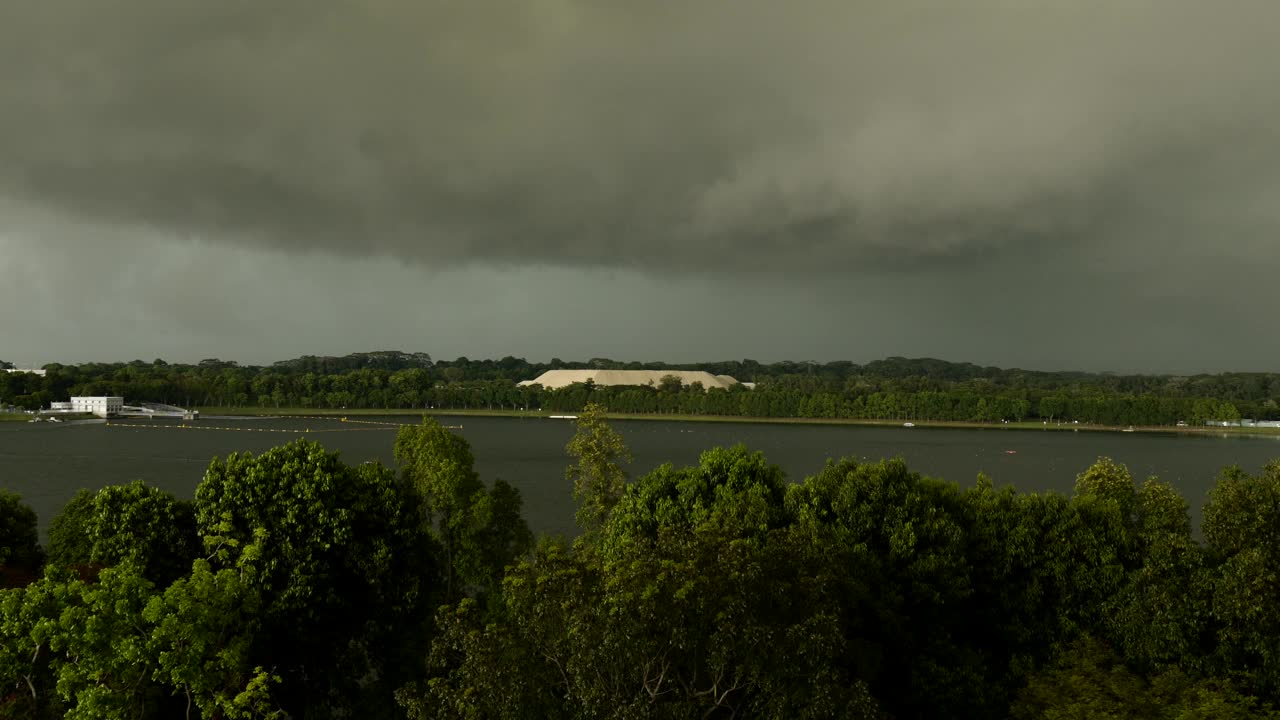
[[5, 2, 1280, 373], [5, 1, 1279, 273]]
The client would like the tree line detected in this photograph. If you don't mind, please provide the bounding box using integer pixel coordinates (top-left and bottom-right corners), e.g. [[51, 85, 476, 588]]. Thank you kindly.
[[3, 408, 1280, 717], [5, 351, 1274, 425]]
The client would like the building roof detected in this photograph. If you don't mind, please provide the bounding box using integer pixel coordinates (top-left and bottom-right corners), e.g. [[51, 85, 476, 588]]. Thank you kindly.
[[518, 369, 740, 390]]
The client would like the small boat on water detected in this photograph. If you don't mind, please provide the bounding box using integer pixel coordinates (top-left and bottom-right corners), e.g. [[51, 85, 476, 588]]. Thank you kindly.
[[903, 422, 915, 428], [1004, 450, 1017, 455], [549, 415, 578, 420]]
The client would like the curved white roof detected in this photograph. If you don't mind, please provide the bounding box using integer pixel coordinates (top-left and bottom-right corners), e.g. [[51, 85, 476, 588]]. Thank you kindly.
[[518, 369, 739, 390]]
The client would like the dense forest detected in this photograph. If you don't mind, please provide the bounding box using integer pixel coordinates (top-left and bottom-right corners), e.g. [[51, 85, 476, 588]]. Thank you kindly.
[[4, 351, 1277, 425], [2, 408, 1280, 718]]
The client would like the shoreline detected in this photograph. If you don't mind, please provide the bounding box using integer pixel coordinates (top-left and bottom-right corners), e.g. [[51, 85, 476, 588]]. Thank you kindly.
[[192, 407, 1280, 437]]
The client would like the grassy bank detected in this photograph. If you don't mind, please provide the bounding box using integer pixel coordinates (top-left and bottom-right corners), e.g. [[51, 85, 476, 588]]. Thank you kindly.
[[194, 407, 1280, 436], [197, 406, 538, 418], [2, 412, 98, 423]]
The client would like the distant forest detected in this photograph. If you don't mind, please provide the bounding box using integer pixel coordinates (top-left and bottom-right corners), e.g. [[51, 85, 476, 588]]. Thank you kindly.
[[3, 351, 1275, 425]]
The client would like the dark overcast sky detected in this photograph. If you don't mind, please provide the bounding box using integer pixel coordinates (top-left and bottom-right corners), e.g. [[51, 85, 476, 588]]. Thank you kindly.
[[2, 1, 1278, 372]]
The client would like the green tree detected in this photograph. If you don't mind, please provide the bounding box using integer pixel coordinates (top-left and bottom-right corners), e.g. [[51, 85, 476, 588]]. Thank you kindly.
[[962, 478, 1125, 712], [45, 489, 95, 572], [1011, 637, 1154, 719], [1012, 636, 1280, 720], [564, 402, 632, 532], [790, 457, 980, 718], [145, 543, 285, 720], [197, 439, 437, 718], [6, 566, 165, 719], [1107, 477, 1206, 673], [0, 569, 70, 719], [395, 418, 532, 603], [0, 558, 285, 719], [43, 482, 199, 586], [1201, 462, 1280, 697], [405, 541, 581, 720], [412, 446, 880, 719], [0, 490, 42, 587], [1075, 457, 1138, 526], [1073, 457, 1144, 585]]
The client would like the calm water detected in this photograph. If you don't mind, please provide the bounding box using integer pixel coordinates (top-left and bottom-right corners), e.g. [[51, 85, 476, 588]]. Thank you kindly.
[[3, 416, 1279, 539]]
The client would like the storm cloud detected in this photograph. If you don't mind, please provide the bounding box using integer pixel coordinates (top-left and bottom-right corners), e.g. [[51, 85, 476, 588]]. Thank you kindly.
[[4, 1, 1279, 272], [3, 2, 1280, 371]]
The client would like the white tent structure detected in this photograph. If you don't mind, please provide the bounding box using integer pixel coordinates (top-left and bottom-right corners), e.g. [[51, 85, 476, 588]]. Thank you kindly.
[[518, 369, 740, 390]]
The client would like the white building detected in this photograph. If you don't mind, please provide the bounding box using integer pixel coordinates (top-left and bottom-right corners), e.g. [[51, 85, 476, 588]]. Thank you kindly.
[[517, 369, 742, 390], [4, 368, 46, 377], [49, 401, 73, 411], [70, 396, 124, 418]]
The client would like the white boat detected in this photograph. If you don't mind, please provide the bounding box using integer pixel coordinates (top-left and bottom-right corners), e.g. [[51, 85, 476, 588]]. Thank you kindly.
[[903, 422, 915, 428], [549, 415, 579, 420]]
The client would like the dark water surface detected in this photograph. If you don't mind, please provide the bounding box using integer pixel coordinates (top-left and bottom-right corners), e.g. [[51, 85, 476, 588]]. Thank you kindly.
[[3, 415, 1279, 539]]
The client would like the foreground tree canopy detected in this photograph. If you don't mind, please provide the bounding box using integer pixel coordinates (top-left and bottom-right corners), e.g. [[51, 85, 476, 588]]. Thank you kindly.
[[3, 416, 1280, 718]]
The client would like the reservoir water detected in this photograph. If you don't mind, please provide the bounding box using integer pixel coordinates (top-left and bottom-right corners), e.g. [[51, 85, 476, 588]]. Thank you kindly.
[[3, 415, 1279, 539]]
